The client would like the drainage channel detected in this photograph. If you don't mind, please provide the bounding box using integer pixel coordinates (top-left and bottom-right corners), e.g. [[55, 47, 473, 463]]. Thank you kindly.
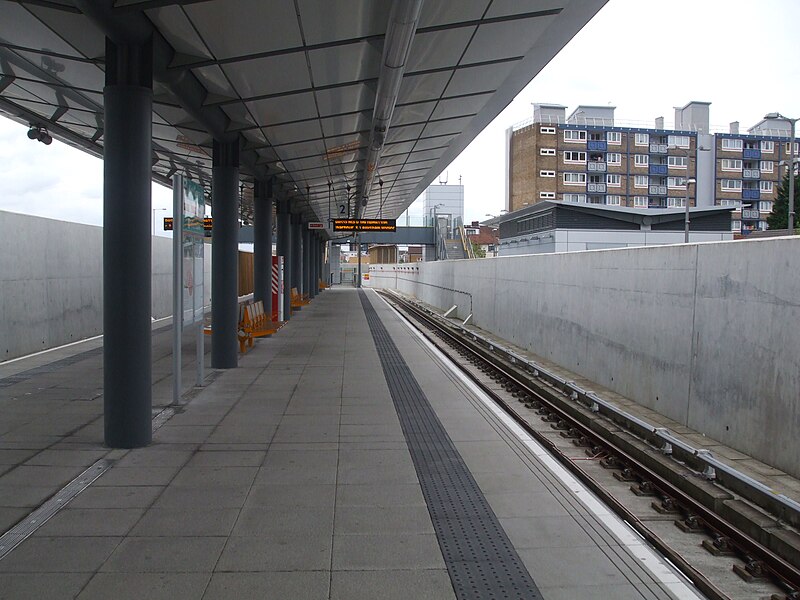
[[0, 368, 221, 563]]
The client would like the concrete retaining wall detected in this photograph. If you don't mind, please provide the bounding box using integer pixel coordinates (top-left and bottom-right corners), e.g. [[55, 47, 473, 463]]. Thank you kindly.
[[0, 211, 211, 361], [367, 237, 800, 477]]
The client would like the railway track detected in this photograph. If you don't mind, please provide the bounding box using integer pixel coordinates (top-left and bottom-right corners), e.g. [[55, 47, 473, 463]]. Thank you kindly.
[[378, 289, 800, 600]]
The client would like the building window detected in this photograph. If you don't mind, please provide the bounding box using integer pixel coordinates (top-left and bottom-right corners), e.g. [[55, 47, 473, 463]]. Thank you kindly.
[[563, 172, 586, 184], [634, 175, 648, 187], [633, 196, 648, 207], [760, 160, 774, 172], [563, 193, 586, 203], [606, 152, 621, 165], [759, 201, 773, 212], [759, 220, 768, 230], [606, 174, 621, 187], [540, 126, 556, 134], [721, 159, 742, 171], [759, 180, 774, 193], [721, 138, 743, 150], [563, 151, 587, 162], [720, 199, 741, 207], [731, 220, 741, 231], [668, 135, 690, 148], [539, 191, 556, 199], [607, 131, 622, 144], [606, 195, 621, 205], [761, 140, 774, 153], [667, 156, 687, 168], [634, 133, 649, 146], [721, 179, 742, 191], [667, 177, 687, 188], [539, 170, 556, 177], [540, 148, 556, 156], [667, 197, 686, 208], [786, 142, 800, 154], [563, 130, 587, 142], [634, 154, 649, 167]]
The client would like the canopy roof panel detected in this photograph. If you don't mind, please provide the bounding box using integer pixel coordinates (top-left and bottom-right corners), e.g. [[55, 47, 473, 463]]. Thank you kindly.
[[0, 0, 605, 227]]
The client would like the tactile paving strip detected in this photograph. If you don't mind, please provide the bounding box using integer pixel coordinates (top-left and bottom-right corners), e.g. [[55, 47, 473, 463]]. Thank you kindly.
[[359, 291, 542, 599]]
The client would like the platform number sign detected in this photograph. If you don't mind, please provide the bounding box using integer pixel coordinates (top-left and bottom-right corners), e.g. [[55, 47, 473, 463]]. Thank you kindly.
[[339, 203, 347, 216]]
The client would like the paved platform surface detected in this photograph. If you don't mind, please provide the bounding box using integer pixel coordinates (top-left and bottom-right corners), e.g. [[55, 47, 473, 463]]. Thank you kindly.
[[0, 289, 698, 599]]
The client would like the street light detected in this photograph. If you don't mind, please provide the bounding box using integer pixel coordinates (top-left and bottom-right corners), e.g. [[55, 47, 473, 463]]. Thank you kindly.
[[430, 203, 445, 260], [669, 143, 709, 243], [152, 207, 167, 236], [764, 112, 797, 234], [683, 178, 696, 243]]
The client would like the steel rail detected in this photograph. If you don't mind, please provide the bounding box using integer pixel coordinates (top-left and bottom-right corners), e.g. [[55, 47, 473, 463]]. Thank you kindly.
[[379, 290, 800, 599]]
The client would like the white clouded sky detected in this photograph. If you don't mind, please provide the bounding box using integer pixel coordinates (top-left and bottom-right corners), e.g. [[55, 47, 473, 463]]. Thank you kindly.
[[1, 0, 798, 229]]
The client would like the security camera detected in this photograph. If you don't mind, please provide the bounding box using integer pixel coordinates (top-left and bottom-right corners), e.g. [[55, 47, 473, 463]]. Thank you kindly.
[[27, 125, 52, 145]]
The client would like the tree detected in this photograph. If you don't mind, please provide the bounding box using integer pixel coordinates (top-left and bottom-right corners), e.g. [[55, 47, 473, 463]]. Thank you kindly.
[[471, 241, 486, 258], [767, 171, 799, 231]]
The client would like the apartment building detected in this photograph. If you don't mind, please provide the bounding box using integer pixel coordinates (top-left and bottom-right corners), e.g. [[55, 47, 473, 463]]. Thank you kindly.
[[506, 102, 797, 233]]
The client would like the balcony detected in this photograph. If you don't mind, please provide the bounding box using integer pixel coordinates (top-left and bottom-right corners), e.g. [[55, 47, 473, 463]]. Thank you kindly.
[[587, 162, 607, 172], [742, 169, 761, 179], [649, 185, 667, 195], [648, 164, 667, 175], [743, 148, 761, 159], [587, 183, 607, 193], [741, 207, 761, 220], [742, 189, 761, 200], [649, 143, 668, 154], [587, 140, 607, 152]]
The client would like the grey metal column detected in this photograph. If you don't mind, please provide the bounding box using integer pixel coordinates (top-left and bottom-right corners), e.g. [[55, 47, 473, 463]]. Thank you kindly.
[[318, 236, 324, 292], [253, 178, 273, 304], [303, 226, 314, 299], [314, 235, 321, 293], [276, 198, 292, 321], [103, 37, 153, 449], [211, 139, 239, 369], [291, 212, 302, 296]]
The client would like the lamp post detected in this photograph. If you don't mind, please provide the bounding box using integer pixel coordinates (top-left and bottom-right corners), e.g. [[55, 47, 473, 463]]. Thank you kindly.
[[683, 177, 696, 243], [764, 112, 797, 234], [430, 203, 444, 260], [152, 207, 167, 236], [669, 143, 709, 243]]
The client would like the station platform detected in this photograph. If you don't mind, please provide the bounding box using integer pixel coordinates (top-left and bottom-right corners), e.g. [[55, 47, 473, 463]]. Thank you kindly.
[[0, 288, 701, 600]]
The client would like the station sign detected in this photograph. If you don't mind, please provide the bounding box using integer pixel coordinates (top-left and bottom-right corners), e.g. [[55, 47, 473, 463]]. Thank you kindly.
[[333, 218, 396, 232], [165, 217, 212, 235], [308, 222, 325, 229]]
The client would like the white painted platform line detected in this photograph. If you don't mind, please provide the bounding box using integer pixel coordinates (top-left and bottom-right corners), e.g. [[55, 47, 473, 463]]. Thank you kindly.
[[0, 314, 177, 367], [375, 291, 705, 600]]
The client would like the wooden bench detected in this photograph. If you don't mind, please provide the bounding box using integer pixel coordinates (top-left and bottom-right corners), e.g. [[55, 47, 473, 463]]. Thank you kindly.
[[240, 300, 279, 351], [290, 287, 311, 311], [318, 279, 329, 290], [204, 300, 281, 354]]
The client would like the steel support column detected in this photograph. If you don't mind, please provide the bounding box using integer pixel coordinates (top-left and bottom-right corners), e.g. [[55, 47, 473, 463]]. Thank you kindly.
[[253, 178, 273, 305], [211, 139, 240, 369], [303, 226, 314, 299], [291, 213, 302, 296], [314, 236, 323, 293], [103, 37, 153, 449], [319, 236, 324, 292], [276, 198, 292, 321]]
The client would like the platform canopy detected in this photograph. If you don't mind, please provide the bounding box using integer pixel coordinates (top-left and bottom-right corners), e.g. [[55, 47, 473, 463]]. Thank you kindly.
[[0, 0, 605, 227]]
